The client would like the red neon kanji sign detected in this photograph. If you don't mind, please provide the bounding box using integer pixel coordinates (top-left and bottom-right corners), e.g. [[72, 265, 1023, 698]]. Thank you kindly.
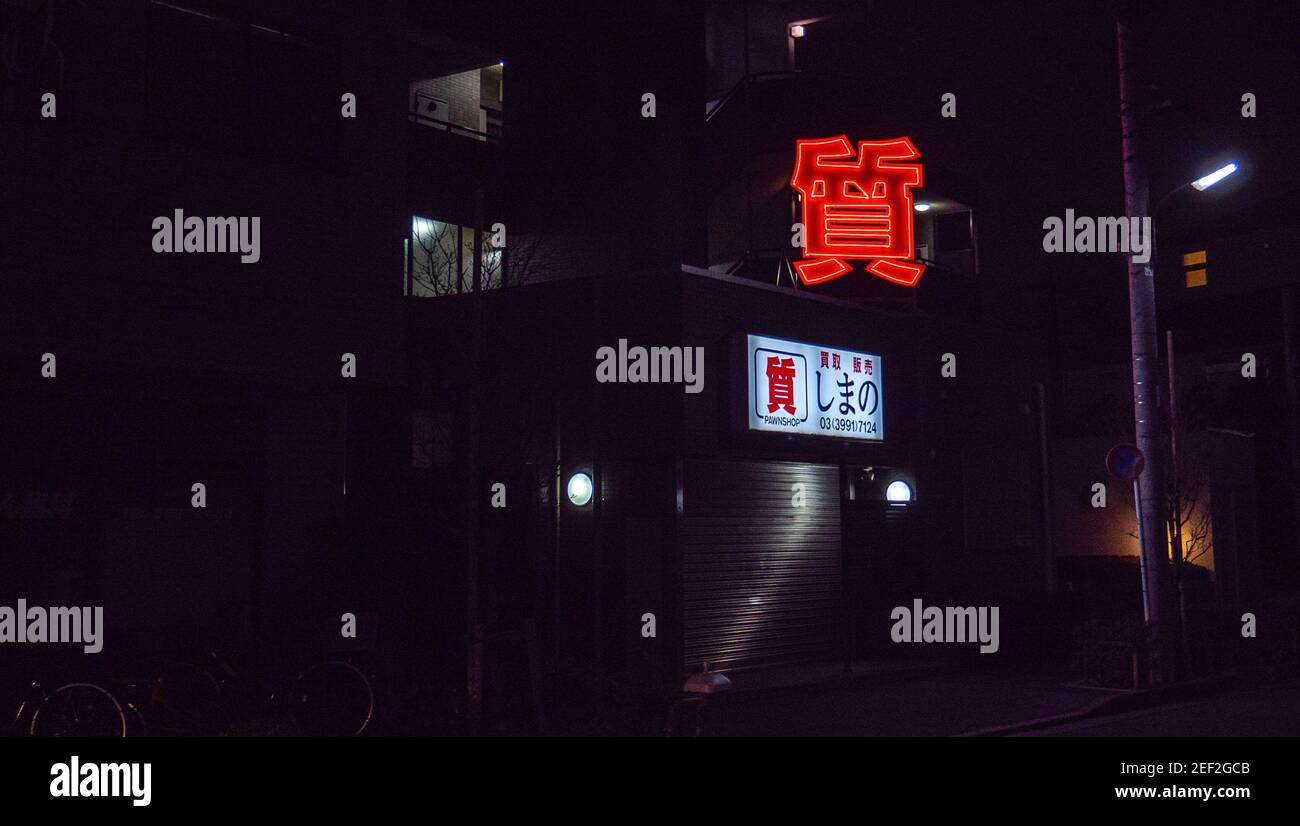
[[790, 135, 925, 287]]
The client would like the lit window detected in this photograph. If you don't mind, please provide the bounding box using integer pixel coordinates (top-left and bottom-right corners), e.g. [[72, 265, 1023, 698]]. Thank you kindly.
[[1182, 250, 1208, 288], [406, 216, 503, 296]]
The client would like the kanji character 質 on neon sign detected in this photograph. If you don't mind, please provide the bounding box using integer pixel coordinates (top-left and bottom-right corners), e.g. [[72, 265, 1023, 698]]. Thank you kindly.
[[790, 135, 925, 287]]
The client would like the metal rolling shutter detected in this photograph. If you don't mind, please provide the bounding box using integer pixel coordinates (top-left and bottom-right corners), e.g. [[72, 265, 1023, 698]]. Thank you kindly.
[[681, 458, 842, 673]]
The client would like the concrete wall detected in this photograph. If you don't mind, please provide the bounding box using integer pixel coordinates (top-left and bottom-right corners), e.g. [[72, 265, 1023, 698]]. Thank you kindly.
[[1050, 430, 1260, 578]]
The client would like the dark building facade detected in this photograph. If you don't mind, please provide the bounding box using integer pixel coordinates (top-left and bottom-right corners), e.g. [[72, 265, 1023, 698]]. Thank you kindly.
[[410, 261, 1048, 696], [1, 1, 1051, 719], [3, 0, 438, 687]]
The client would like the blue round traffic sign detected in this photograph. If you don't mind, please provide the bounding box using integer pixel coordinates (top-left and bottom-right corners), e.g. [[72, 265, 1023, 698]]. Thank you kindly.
[[1105, 443, 1145, 482]]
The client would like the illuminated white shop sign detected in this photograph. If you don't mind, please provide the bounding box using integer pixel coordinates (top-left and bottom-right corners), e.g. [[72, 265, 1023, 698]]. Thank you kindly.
[[747, 333, 883, 441]]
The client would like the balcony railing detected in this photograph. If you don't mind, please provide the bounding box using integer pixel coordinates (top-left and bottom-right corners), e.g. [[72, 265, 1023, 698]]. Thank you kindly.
[[408, 91, 501, 144]]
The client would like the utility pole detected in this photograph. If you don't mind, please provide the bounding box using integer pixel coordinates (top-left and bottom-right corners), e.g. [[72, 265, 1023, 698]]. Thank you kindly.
[[1167, 329, 1190, 675], [466, 188, 485, 730], [1117, 13, 1169, 682], [1282, 286, 1300, 560], [1034, 382, 1055, 594]]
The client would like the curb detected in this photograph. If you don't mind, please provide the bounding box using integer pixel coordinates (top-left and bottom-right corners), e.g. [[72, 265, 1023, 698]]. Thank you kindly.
[[960, 669, 1268, 737]]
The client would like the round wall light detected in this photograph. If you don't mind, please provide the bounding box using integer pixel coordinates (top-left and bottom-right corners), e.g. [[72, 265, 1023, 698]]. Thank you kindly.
[[566, 472, 594, 506], [885, 480, 913, 503]]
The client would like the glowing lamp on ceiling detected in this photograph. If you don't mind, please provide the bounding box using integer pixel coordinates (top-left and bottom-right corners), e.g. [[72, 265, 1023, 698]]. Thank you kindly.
[[790, 135, 926, 287]]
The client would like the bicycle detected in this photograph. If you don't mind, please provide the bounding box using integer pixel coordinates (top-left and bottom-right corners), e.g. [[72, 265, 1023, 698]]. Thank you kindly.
[[13, 652, 376, 737], [282, 660, 375, 736], [118, 652, 376, 736], [11, 680, 128, 737]]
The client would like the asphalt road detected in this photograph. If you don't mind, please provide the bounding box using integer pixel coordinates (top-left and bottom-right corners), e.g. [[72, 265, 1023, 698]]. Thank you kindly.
[[716, 671, 1104, 736], [713, 671, 1300, 736]]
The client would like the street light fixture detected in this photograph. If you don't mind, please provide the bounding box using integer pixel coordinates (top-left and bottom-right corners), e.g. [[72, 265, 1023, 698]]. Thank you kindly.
[[1190, 162, 1238, 191], [566, 472, 594, 507], [885, 480, 913, 503], [1155, 161, 1240, 219]]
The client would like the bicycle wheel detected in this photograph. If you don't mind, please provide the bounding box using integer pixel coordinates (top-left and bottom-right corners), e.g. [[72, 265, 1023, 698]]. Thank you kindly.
[[29, 683, 127, 737], [287, 661, 374, 736], [150, 663, 232, 736]]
